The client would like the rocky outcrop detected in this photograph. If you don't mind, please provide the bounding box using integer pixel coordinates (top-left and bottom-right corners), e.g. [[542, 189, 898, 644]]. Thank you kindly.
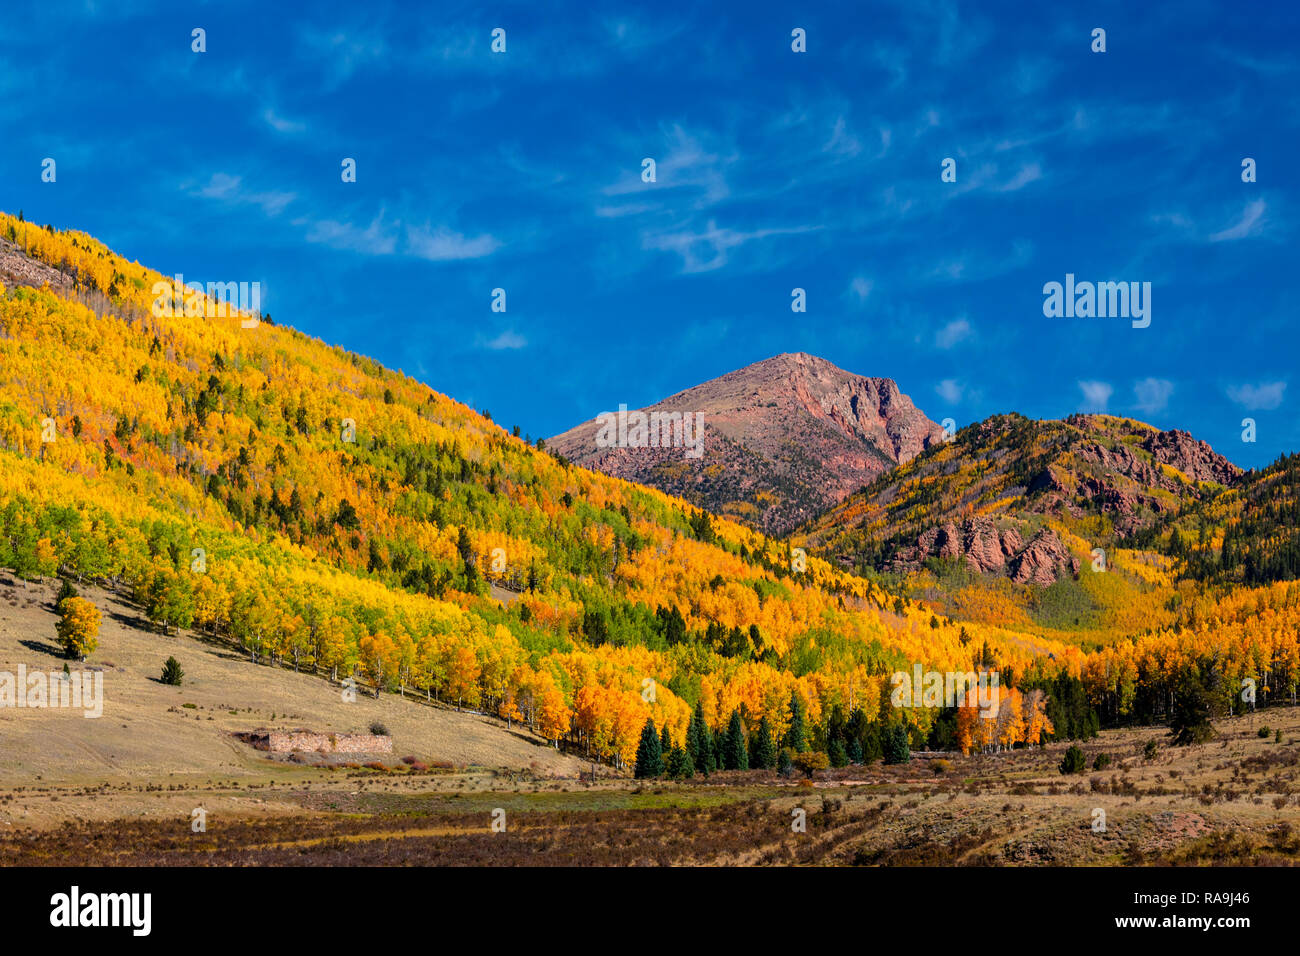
[[1141, 429, 1241, 485], [0, 237, 73, 293], [1030, 430, 1238, 536], [1075, 440, 1168, 490], [1009, 528, 1081, 585], [900, 516, 1079, 584]]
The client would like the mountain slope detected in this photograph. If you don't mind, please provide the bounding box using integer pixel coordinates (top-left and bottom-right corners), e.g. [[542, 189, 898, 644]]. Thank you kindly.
[[0, 211, 1078, 768], [548, 352, 944, 535], [799, 412, 1241, 586], [1134, 452, 1300, 586], [4, 210, 1297, 772]]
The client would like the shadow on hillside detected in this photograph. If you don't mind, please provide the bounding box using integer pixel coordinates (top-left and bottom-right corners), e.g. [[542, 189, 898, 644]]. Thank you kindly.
[[209, 648, 255, 663], [19, 638, 64, 660], [93, 588, 248, 664], [184, 632, 255, 663], [502, 727, 554, 751], [0, 574, 44, 607], [102, 605, 154, 632]]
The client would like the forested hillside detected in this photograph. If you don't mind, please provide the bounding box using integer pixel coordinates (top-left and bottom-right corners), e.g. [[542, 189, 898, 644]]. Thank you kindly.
[[801, 413, 1239, 578], [2, 210, 1299, 772], [1131, 453, 1300, 586]]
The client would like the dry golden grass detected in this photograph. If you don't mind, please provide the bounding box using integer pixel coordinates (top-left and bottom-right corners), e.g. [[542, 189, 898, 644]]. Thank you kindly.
[[0, 575, 590, 831]]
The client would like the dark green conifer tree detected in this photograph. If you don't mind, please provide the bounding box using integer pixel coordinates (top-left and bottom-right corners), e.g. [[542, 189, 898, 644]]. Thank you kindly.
[[634, 718, 664, 778], [748, 715, 776, 769], [883, 722, 911, 764], [666, 745, 694, 779], [688, 702, 713, 775], [723, 709, 748, 770], [777, 748, 794, 777], [783, 691, 807, 753], [829, 738, 848, 767]]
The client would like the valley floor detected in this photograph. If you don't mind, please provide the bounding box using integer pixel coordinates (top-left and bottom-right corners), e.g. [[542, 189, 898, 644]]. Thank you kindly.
[[2, 576, 1299, 865]]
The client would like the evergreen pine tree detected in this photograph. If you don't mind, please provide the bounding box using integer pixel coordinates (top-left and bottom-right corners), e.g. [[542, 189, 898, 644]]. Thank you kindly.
[[784, 691, 807, 753], [777, 748, 794, 777], [723, 709, 748, 770], [862, 722, 884, 762], [688, 702, 713, 775], [748, 715, 776, 769], [1058, 744, 1087, 774], [56, 579, 79, 605], [827, 704, 846, 751], [1170, 668, 1217, 745], [660, 724, 672, 757], [686, 703, 701, 763], [160, 656, 184, 686], [829, 738, 849, 767], [634, 718, 664, 778], [883, 723, 911, 764], [666, 745, 694, 779]]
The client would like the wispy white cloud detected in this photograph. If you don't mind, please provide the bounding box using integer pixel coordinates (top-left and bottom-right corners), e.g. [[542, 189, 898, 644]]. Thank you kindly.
[[847, 276, 874, 304], [926, 258, 967, 281], [262, 108, 306, 134], [603, 124, 734, 210], [935, 379, 963, 403], [303, 213, 397, 255], [1008, 56, 1057, 97], [822, 116, 862, 158], [1209, 199, 1267, 242], [193, 173, 296, 217], [643, 219, 818, 273], [996, 162, 1042, 192], [1227, 381, 1286, 410], [298, 23, 389, 86], [196, 173, 241, 200], [602, 16, 687, 54], [482, 330, 527, 350], [1212, 46, 1297, 76], [594, 201, 659, 219], [935, 317, 971, 349], [299, 214, 499, 261], [1149, 210, 1195, 232], [867, 43, 910, 90], [1133, 377, 1174, 414], [919, 239, 1033, 285], [1078, 380, 1113, 412], [405, 225, 501, 261], [1149, 197, 1280, 247]]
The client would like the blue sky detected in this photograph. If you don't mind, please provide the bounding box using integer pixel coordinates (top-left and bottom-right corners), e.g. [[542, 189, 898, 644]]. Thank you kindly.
[[2, 0, 1296, 468]]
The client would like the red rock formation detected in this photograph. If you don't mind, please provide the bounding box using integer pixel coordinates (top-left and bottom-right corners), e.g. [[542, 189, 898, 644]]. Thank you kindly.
[[903, 516, 1079, 584], [1009, 529, 1081, 585], [1141, 428, 1241, 485]]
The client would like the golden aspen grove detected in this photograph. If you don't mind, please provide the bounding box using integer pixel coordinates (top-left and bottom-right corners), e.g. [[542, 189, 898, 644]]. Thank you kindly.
[[2, 209, 1299, 774], [5, 1, 1300, 930]]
